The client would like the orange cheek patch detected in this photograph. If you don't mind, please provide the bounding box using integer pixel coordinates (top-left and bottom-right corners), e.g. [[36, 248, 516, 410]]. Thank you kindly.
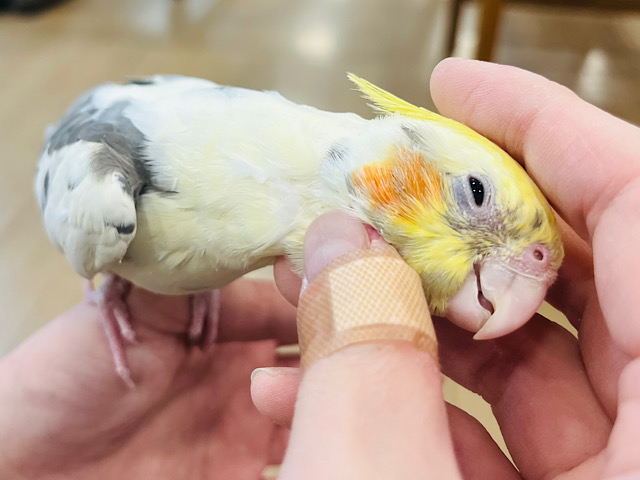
[[352, 148, 443, 219], [353, 163, 399, 207]]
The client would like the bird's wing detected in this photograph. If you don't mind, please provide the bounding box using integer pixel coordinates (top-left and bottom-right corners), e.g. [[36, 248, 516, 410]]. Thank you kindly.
[[34, 76, 217, 278]]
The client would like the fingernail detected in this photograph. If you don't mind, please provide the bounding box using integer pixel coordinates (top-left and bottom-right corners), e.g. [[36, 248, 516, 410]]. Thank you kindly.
[[364, 224, 386, 245], [303, 211, 370, 282], [251, 367, 299, 382], [251, 368, 272, 382]]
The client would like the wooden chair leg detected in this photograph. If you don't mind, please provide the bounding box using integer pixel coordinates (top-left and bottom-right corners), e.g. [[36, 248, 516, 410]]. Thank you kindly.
[[476, 0, 503, 61], [447, 0, 463, 56]]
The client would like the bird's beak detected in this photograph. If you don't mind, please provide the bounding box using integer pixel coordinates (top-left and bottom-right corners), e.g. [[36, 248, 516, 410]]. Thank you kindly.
[[445, 258, 550, 340]]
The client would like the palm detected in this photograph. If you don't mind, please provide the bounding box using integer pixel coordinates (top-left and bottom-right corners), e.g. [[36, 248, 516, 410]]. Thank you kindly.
[[0, 279, 296, 479]]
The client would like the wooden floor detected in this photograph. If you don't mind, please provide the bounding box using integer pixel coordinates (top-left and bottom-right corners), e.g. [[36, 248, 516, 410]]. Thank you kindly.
[[1, 0, 639, 464]]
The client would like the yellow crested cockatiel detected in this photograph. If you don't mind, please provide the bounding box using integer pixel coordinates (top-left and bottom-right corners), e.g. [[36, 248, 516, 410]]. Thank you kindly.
[[35, 74, 563, 384]]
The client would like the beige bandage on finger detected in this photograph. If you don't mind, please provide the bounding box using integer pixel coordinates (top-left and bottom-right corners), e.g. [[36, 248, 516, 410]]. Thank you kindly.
[[297, 243, 438, 371]]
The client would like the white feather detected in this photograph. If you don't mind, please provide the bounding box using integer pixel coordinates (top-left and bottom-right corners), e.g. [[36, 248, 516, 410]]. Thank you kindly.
[[37, 142, 136, 277], [37, 77, 372, 294]]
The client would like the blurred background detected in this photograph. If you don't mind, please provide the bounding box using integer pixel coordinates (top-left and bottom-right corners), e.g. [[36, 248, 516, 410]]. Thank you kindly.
[[1, 0, 640, 469]]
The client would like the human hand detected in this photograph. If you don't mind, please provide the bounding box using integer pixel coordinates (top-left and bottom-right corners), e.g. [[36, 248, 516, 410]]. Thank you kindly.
[[259, 211, 464, 479], [0, 279, 297, 479], [253, 59, 640, 479]]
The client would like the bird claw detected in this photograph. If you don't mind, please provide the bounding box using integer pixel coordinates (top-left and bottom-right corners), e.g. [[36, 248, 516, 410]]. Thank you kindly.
[[188, 290, 221, 351], [113, 305, 137, 344], [84, 275, 221, 387], [93, 274, 136, 386], [115, 363, 136, 389]]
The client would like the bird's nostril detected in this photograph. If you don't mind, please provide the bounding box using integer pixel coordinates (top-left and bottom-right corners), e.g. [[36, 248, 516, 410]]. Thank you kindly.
[[533, 249, 544, 261]]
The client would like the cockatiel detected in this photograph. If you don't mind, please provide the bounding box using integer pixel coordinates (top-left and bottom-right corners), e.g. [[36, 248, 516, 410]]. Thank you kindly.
[[35, 74, 563, 385]]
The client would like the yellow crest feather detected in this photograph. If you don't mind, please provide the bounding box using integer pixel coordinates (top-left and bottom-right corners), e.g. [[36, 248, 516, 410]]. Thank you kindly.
[[347, 73, 461, 128], [347, 73, 506, 151]]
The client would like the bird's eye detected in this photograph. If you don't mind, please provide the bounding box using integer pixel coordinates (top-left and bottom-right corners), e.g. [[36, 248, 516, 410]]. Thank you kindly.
[[469, 177, 484, 206], [452, 173, 493, 219]]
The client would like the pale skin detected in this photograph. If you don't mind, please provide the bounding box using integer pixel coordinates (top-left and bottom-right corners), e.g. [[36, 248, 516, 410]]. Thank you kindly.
[[1, 58, 639, 478]]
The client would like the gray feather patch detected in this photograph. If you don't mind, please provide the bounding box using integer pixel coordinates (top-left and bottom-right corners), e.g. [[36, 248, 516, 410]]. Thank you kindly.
[[127, 78, 155, 86], [324, 142, 348, 164], [401, 124, 425, 146], [47, 94, 170, 197], [41, 170, 49, 210], [48, 100, 143, 158]]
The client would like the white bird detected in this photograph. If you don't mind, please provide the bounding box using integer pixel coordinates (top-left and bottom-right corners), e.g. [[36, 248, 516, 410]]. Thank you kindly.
[[35, 75, 563, 386]]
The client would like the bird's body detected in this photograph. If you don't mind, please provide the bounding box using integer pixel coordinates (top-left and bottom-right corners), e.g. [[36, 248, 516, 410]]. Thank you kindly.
[[36, 74, 564, 368], [36, 76, 363, 295]]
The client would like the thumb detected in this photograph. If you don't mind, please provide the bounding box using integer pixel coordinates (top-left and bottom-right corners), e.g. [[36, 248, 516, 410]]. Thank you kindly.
[[279, 211, 462, 480]]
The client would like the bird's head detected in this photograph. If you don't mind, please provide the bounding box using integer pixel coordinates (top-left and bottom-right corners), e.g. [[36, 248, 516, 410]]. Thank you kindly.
[[346, 74, 564, 339]]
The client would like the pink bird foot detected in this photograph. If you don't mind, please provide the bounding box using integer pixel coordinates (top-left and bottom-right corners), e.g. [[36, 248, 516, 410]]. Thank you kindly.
[[84, 275, 221, 387], [188, 290, 221, 350]]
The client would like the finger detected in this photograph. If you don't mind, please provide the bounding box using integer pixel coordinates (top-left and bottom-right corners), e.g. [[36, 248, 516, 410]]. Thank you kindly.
[[280, 343, 461, 480], [273, 256, 302, 307], [430, 58, 640, 241], [591, 185, 640, 356], [446, 404, 521, 480], [578, 293, 630, 419], [217, 279, 298, 344], [435, 315, 612, 479], [431, 58, 640, 362], [251, 367, 301, 429], [279, 211, 461, 479], [544, 214, 593, 327], [602, 359, 640, 477], [251, 369, 521, 480], [128, 279, 298, 345], [302, 210, 370, 280]]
